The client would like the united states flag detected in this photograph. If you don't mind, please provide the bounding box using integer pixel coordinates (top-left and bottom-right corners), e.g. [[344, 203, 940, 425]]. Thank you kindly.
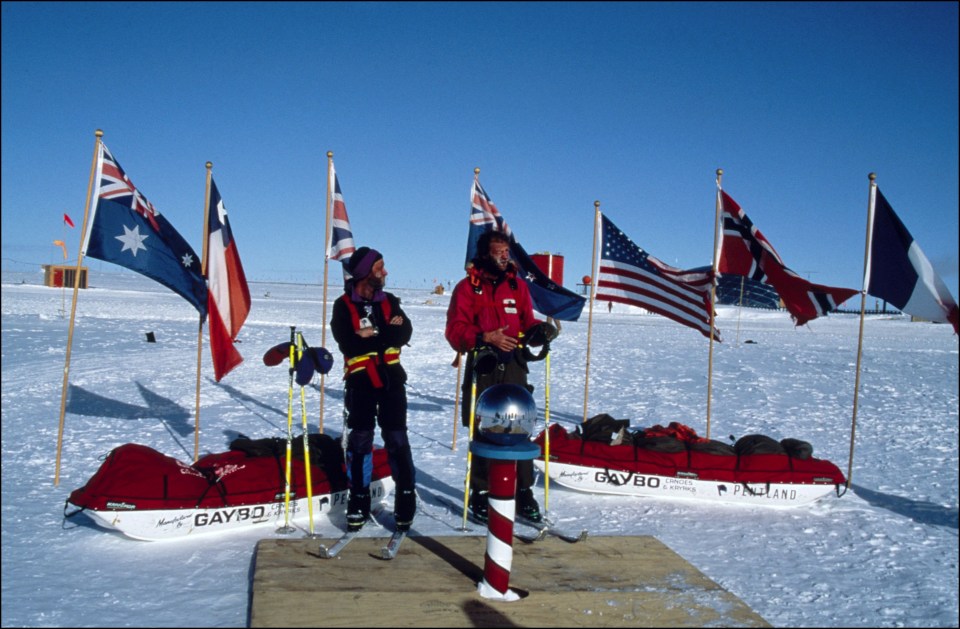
[[597, 214, 719, 340], [717, 190, 857, 326], [327, 162, 355, 262]]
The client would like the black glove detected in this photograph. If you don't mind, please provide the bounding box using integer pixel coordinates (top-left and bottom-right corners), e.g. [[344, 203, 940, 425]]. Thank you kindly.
[[473, 346, 499, 376], [524, 322, 558, 347]]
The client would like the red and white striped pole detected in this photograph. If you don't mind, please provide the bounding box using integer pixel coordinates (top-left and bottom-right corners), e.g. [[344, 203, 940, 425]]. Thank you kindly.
[[472, 440, 539, 601]]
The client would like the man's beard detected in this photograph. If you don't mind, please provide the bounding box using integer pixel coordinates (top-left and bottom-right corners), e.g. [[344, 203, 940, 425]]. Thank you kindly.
[[368, 276, 385, 291], [480, 256, 508, 277]]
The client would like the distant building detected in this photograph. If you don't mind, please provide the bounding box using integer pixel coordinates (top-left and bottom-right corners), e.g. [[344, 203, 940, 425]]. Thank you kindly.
[[42, 264, 88, 289], [689, 266, 781, 309], [715, 275, 780, 309]]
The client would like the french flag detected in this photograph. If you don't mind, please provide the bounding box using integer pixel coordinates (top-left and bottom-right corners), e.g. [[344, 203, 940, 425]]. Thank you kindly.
[[866, 186, 958, 334], [206, 178, 251, 381]]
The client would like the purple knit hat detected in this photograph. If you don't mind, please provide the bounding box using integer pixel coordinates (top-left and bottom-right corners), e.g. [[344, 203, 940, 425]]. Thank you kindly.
[[346, 247, 382, 280]]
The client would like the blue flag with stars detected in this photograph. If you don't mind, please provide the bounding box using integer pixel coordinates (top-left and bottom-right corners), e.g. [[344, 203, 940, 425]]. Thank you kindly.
[[82, 143, 208, 317]]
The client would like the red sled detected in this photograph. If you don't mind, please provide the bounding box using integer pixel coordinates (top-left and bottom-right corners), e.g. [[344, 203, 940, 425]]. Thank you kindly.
[[533, 420, 846, 508], [65, 434, 394, 540]]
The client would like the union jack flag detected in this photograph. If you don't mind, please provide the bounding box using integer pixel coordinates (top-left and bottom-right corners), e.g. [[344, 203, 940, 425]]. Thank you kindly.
[[717, 189, 856, 326], [597, 213, 719, 340], [327, 162, 355, 262], [98, 145, 162, 233]]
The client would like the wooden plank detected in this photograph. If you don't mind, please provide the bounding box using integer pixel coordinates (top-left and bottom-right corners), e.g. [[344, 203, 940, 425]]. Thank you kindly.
[[250, 535, 770, 627]]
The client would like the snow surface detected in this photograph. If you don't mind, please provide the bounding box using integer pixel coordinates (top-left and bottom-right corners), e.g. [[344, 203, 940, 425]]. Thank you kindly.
[[2, 271, 957, 628]]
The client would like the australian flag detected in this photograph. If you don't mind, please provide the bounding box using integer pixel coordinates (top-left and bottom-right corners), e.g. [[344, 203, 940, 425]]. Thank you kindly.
[[466, 176, 586, 321], [82, 143, 208, 317]]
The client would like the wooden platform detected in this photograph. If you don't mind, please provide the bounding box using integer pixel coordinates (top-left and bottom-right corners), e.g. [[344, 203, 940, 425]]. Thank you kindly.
[[249, 534, 769, 627], [249, 535, 770, 627]]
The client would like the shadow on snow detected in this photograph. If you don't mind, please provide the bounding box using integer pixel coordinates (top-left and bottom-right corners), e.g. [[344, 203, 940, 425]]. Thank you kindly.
[[852, 483, 959, 530]]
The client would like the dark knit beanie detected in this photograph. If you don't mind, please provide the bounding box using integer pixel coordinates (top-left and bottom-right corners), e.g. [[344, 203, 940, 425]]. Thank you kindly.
[[346, 247, 382, 280]]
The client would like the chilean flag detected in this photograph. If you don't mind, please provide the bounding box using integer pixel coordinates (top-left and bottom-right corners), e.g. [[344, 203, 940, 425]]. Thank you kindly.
[[866, 186, 958, 334], [206, 178, 251, 381]]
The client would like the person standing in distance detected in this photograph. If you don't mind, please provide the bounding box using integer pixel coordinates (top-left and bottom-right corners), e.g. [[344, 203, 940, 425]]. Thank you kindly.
[[445, 231, 555, 524], [331, 247, 416, 532]]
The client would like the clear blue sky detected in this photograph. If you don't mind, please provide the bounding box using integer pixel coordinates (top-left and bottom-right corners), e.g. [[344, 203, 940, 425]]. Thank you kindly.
[[3, 1, 957, 299]]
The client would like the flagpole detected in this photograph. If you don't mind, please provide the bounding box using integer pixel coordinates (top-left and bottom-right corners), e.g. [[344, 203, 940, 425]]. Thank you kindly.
[[453, 166, 486, 446], [582, 201, 600, 423], [319, 151, 334, 434], [192, 162, 214, 462], [705, 168, 723, 439], [60, 218, 68, 316], [451, 354, 462, 450], [736, 276, 745, 344], [453, 166, 483, 448], [54, 129, 102, 485], [848, 172, 876, 488]]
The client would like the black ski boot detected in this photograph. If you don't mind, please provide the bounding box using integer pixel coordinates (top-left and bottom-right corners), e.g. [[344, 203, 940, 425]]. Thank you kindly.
[[394, 488, 416, 532], [517, 488, 542, 523], [346, 490, 371, 532], [469, 490, 489, 524]]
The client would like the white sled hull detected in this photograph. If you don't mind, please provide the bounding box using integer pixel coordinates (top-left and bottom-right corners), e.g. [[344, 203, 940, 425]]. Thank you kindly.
[[535, 460, 837, 507], [76, 477, 394, 541]]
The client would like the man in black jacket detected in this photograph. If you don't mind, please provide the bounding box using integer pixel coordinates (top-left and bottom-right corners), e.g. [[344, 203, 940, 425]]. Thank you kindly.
[[331, 247, 416, 531]]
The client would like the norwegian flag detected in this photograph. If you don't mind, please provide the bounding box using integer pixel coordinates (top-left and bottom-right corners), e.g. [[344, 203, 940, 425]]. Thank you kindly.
[[597, 213, 719, 340], [327, 161, 355, 262], [81, 142, 207, 316], [206, 177, 251, 381], [717, 189, 857, 326]]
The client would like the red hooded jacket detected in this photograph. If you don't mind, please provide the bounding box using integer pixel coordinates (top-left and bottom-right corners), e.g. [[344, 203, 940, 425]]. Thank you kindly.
[[445, 263, 541, 353]]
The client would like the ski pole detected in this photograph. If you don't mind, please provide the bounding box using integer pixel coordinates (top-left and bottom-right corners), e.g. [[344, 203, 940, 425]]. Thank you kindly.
[[544, 349, 551, 515], [461, 351, 479, 531], [451, 352, 462, 450], [297, 332, 317, 537], [277, 326, 297, 534]]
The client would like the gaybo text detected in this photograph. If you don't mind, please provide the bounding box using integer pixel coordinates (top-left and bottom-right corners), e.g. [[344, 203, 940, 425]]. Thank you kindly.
[[595, 470, 661, 488], [195, 505, 266, 527]]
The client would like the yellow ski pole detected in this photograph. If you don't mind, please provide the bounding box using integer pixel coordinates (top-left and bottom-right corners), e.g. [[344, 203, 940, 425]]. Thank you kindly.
[[544, 349, 551, 515], [461, 351, 478, 531], [297, 332, 317, 537], [277, 326, 297, 534]]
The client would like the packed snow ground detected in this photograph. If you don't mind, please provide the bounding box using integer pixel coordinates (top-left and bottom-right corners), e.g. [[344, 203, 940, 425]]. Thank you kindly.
[[2, 271, 957, 628]]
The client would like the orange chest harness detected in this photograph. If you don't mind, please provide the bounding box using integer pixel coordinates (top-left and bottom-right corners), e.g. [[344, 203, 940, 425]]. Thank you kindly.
[[342, 298, 400, 388]]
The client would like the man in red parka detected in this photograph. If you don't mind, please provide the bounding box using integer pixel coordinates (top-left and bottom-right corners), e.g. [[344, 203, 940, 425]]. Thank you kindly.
[[445, 231, 553, 524]]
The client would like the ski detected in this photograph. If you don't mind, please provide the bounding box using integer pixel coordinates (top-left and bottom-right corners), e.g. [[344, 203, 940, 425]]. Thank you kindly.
[[318, 530, 360, 558], [379, 530, 407, 560], [518, 517, 588, 543], [318, 501, 390, 559], [431, 494, 575, 543], [512, 525, 547, 543]]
